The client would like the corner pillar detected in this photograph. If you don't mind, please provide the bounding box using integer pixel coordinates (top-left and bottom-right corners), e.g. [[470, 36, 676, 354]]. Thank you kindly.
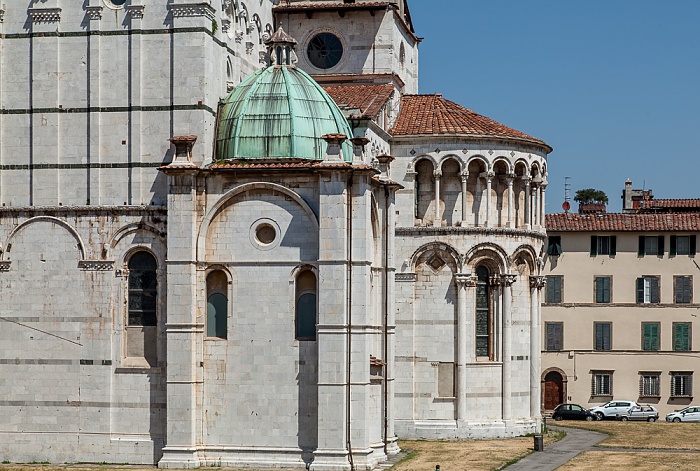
[[501, 274, 517, 421], [530, 276, 546, 419]]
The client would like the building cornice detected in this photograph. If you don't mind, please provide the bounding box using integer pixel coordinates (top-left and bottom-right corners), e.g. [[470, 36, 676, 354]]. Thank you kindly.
[[396, 226, 546, 239]]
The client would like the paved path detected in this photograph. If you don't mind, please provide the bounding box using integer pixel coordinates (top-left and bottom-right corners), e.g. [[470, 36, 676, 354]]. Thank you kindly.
[[504, 425, 606, 471]]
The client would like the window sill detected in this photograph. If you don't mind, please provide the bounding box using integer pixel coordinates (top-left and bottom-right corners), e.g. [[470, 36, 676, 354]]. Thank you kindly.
[[670, 396, 694, 399], [639, 395, 661, 399]]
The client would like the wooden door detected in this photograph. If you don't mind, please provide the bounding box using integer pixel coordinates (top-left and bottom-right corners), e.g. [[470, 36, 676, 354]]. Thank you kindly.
[[544, 372, 563, 410]]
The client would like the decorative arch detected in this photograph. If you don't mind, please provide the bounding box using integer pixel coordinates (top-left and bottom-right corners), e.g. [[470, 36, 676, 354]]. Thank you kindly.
[[289, 263, 319, 282], [510, 244, 538, 273], [466, 155, 489, 171], [464, 242, 509, 273], [492, 156, 514, 174], [530, 161, 542, 176], [110, 222, 165, 251], [438, 154, 463, 172], [407, 154, 437, 173], [197, 182, 319, 261], [4, 216, 86, 260], [513, 158, 529, 176], [409, 241, 462, 272]]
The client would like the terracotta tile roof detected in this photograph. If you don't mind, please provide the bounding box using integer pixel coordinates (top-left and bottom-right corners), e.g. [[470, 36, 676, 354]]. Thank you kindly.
[[546, 212, 700, 232], [642, 199, 700, 209], [274, 2, 391, 11], [324, 84, 394, 119], [209, 159, 375, 171], [369, 355, 386, 367], [391, 94, 551, 150]]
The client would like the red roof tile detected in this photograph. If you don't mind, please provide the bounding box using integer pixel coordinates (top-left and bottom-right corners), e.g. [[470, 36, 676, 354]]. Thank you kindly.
[[391, 94, 550, 150], [642, 199, 700, 209], [546, 212, 700, 232], [209, 159, 375, 171], [324, 83, 395, 119]]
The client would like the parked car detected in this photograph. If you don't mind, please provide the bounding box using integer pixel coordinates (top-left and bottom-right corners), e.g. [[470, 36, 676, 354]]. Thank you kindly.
[[552, 403, 596, 421], [666, 406, 700, 422], [616, 405, 659, 422], [589, 400, 639, 420]]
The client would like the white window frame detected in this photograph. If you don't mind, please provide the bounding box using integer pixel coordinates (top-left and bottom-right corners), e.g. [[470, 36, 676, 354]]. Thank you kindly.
[[671, 372, 693, 398], [639, 373, 660, 397], [592, 371, 613, 396]]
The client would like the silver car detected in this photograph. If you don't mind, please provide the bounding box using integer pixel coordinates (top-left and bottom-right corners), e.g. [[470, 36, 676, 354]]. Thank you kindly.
[[589, 400, 639, 420], [616, 405, 659, 422]]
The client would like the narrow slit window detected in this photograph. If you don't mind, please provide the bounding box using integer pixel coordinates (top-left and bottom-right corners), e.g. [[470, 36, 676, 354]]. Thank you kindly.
[[128, 251, 157, 326], [296, 270, 317, 341], [475, 265, 492, 359], [206, 270, 228, 339]]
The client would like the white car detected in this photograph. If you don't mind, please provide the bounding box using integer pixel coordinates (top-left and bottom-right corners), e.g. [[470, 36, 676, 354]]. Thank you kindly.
[[589, 400, 639, 420], [666, 406, 700, 422]]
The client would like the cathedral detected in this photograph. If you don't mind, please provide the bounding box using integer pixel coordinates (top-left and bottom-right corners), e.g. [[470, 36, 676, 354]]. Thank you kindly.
[[0, 1, 551, 469]]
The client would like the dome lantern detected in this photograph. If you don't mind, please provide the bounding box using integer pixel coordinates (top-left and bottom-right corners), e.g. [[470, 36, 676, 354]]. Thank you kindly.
[[265, 26, 298, 67]]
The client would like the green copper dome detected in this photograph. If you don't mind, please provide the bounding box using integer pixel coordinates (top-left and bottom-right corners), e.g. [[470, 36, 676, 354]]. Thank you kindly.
[[215, 65, 354, 162]]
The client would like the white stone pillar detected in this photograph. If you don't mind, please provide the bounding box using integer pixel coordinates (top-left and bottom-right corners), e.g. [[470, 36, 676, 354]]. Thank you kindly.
[[506, 175, 514, 228], [455, 273, 474, 421], [524, 178, 531, 229], [461, 173, 469, 226], [539, 181, 547, 229], [485, 172, 494, 228], [530, 184, 536, 229], [433, 169, 442, 227], [530, 276, 545, 420], [501, 274, 516, 421]]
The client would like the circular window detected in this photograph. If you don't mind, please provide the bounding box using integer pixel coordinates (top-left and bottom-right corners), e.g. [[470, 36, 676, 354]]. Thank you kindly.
[[103, 0, 126, 8], [255, 224, 276, 245], [307, 32, 343, 69], [249, 218, 281, 251]]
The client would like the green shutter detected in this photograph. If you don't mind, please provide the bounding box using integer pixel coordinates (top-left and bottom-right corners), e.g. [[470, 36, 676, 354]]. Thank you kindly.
[[636, 277, 645, 303], [610, 236, 617, 256], [651, 277, 660, 303], [643, 323, 659, 351], [674, 324, 690, 351], [657, 235, 665, 257], [591, 236, 598, 256], [670, 235, 677, 257], [596, 278, 603, 303], [638, 236, 645, 256]]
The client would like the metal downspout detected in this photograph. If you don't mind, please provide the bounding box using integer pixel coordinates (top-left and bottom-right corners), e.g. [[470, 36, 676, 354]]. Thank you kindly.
[[346, 171, 355, 471], [383, 186, 390, 454]]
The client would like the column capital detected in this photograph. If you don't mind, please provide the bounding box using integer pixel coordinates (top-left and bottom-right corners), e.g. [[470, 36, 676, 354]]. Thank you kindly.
[[479, 171, 495, 181], [455, 273, 477, 287], [433, 169, 442, 178], [506, 173, 515, 183], [500, 273, 517, 286], [529, 275, 546, 290]]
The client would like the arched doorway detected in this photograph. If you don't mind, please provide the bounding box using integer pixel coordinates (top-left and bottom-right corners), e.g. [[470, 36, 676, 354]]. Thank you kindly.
[[542, 369, 567, 411]]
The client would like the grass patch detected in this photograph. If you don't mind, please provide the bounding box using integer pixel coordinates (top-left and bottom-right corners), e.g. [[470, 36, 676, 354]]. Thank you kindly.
[[557, 420, 700, 450], [557, 450, 700, 470]]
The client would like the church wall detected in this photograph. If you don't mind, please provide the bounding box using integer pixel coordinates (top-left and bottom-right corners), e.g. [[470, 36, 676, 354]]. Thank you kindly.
[[0, 208, 167, 464]]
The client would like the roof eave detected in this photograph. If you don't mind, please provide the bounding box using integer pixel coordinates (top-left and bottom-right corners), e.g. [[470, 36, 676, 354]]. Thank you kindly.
[[390, 132, 552, 154]]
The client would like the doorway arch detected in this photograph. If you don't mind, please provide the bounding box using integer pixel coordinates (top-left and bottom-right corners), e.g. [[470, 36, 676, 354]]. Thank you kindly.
[[541, 367, 568, 411]]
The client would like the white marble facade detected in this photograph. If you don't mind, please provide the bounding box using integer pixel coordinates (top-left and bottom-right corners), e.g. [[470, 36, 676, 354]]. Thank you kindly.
[[0, 0, 550, 468]]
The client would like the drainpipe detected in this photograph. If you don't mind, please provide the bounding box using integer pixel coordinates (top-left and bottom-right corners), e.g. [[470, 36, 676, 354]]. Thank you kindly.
[[346, 170, 355, 471], [383, 186, 390, 455]]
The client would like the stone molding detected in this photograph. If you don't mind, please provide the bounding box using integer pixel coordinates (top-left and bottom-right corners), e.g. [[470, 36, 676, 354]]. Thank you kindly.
[[85, 6, 103, 20], [395, 272, 416, 282], [78, 260, 115, 271], [396, 226, 546, 239], [168, 2, 216, 20], [28, 7, 62, 23], [125, 5, 145, 19], [0, 260, 10, 272]]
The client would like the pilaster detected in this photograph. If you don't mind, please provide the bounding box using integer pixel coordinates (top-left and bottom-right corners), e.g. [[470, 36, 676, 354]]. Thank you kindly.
[[529, 275, 546, 420], [500, 273, 517, 421]]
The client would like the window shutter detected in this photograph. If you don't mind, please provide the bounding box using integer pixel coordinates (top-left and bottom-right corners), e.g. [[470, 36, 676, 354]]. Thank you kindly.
[[604, 324, 611, 350], [651, 277, 660, 303], [670, 235, 677, 256], [636, 277, 644, 303], [610, 236, 617, 256], [595, 278, 603, 303], [684, 277, 692, 303], [604, 277, 611, 302], [638, 236, 645, 256], [657, 235, 665, 256], [691, 235, 697, 256], [675, 324, 690, 351], [590, 236, 598, 256]]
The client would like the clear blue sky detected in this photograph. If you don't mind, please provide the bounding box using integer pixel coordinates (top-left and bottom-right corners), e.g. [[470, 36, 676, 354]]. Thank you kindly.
[[409, 1, 700, 212]]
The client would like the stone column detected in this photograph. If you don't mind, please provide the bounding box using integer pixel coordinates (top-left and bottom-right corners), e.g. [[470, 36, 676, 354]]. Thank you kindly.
[[523, 177, 531, 229], [433, 169, 442, 227], [506, 174, 514, 228], [530, 276, 546, 420], [501, 274, 517, 421], [461, 172, 469, 226], [455, 273, 474, 421], [539, 181, 547, 228], [485, 172, 494, 228], [530, 184, 537, 229]]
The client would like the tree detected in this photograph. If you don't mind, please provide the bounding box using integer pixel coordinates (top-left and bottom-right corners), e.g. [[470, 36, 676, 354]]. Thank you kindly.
[[574, 188, 608, 205]]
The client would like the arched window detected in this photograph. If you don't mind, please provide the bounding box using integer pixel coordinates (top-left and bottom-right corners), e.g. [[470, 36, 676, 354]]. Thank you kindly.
[[128, 251, 157, 326], [276, 46, 283, 65], [296, 270, 317, 341], [475, 265, 491, 359], [207, 270, 228, 339]]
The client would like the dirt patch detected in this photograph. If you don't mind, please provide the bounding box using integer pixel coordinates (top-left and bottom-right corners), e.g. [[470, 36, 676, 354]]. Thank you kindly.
[[557, 450, 700, 470]]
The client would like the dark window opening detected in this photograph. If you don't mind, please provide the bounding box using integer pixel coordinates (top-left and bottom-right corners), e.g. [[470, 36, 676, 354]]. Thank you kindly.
[[128, 251, 157, 326], [296, 270, 317, 341], [207, 270, 228, 339], [475, 265, 492, 359], [547, 236, 562, 256]]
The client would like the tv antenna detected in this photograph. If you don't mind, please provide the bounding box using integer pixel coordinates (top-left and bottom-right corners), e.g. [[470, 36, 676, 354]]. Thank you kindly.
[[563, 176, 571, 212]]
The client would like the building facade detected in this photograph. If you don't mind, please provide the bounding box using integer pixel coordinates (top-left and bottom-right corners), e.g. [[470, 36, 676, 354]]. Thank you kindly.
[[0, 1, 550, 468], [542, 181, 700, 416]]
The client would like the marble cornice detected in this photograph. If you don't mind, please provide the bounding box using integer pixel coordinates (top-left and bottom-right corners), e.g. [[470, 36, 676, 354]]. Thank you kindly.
[[396, 225, 547, 240]]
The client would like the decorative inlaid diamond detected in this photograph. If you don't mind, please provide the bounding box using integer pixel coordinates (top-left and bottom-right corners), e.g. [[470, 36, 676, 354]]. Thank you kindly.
[[462, 149, 469, 154], [435, 148, 441, 153], [488, 149, 494, 155], [427, 255, 445, 272], [510, 151, 515, 157], [410, 149, 416, 155]]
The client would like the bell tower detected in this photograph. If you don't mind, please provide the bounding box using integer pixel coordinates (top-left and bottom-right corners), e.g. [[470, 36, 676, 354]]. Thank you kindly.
[[273, 0, 420, 93]]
